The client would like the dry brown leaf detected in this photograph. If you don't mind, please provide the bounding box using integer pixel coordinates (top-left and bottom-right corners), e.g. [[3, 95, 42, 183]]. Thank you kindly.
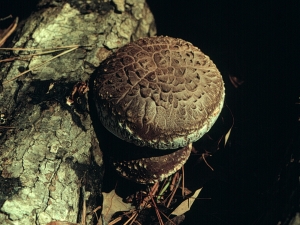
[[101, 189, 134, 225], [224, 126, 232, 147], [229, 74, 244, 88], [170, 188, 202, 216], [224, 103, 234, 147]]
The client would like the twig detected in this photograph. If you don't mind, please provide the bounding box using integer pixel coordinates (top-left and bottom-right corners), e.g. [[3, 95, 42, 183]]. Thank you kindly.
[[0, 17, 18, 47], [123, 211, 138, 225], [0, 45, 82, 52], [166, 175, 182, 208], [2, 45, 78, 84], [0, 126, 15, 129], [157, 176, 171, 202], [156, 209, 176, 225], [139, 182, 159, 209], [202, 153, 214, 171], [170, 172, 178, 192], [149, 192, 164, 225], [108, 215, 122, 225], [128, 212, 139, 225], [0, 15, 13, 21], [122, 211, 142, 225], [181, 166, 185, 197]]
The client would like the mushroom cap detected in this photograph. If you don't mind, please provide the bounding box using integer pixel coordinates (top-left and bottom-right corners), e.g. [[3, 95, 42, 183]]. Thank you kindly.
[[113, 143, 192, 184], [94, 36, 225, 149]]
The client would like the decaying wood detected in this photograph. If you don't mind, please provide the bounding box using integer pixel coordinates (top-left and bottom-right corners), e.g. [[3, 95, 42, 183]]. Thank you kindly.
[[0, 0, 156, 224]]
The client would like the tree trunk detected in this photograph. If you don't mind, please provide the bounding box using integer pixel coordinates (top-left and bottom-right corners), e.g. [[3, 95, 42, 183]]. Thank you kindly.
[[0, 1, 156, 224]]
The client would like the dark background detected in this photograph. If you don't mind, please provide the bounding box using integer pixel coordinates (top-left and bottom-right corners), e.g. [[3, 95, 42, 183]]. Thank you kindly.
[[1, 1, 299, 224], [146, 0, 299, 224]]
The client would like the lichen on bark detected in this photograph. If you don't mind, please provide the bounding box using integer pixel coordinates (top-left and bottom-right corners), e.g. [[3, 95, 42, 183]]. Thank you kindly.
[[0, 0, 156, 224]]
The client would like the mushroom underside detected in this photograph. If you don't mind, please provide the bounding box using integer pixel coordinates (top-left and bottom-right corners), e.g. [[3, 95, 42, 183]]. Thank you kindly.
[[113, 143, 192, 184]]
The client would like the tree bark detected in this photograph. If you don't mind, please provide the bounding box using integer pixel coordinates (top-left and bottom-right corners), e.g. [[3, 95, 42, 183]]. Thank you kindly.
[[0, 1, 156, 224]]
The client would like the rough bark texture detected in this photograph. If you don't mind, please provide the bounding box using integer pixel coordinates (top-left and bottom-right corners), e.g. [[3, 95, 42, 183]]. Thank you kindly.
[[0, 0, 156, 224]]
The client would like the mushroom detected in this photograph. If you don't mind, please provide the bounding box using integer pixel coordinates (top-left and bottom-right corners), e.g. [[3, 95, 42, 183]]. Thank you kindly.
[[93, 36, 225, 183]]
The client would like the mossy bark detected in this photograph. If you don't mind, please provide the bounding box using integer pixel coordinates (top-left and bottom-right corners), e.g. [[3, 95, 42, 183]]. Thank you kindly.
[[0, 1, 156, 224]]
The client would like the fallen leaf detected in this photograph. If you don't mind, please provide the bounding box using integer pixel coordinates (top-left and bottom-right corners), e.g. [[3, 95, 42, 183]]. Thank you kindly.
[[224, 103, 234, 147], [101, 189, 134, 224], [224, 127, 232, 147], [171, 188, 202, 216], [229, 74, 244, 88]]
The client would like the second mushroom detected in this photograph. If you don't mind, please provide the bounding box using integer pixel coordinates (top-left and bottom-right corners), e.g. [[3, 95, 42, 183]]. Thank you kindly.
[[93, 36, 225, 184]]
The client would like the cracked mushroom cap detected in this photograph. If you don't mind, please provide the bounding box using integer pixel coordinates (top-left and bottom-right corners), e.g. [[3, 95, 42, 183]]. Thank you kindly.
[[94, 36, 225, 150]]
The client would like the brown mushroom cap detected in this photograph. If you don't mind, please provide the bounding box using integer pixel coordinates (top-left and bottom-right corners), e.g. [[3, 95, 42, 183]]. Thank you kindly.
[[93, 36, 225, 150]]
